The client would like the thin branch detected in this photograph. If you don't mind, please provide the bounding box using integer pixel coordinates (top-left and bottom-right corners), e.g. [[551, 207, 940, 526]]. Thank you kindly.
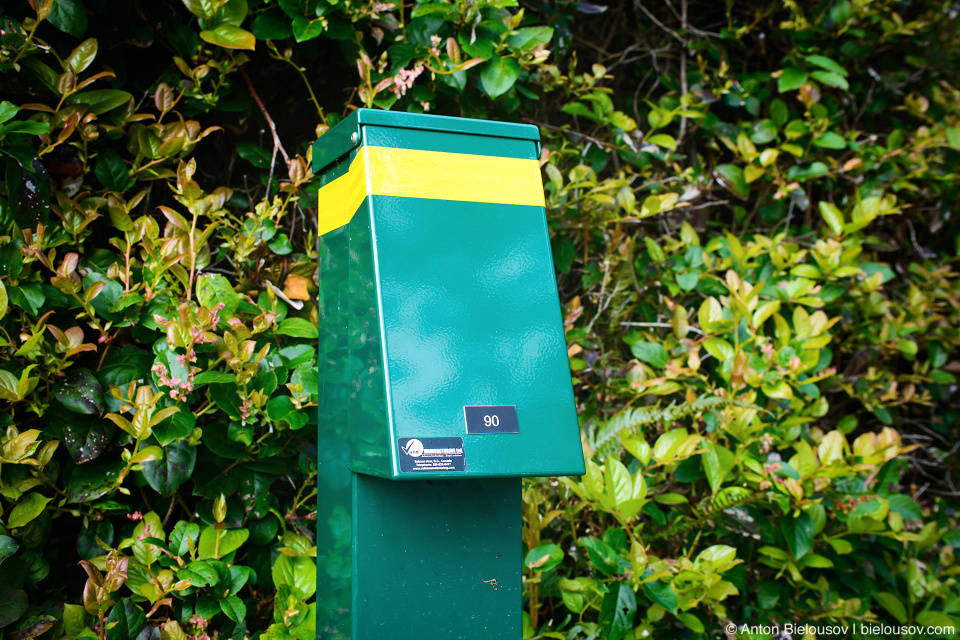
[[678, 0, 689, 143], [635, 1, 684, 42], [241, 67, 290, 197], [620, 320, 706, 336]]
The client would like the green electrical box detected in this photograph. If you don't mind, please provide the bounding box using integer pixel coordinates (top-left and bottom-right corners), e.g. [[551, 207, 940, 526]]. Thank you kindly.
[[314, 109, 584, 639]]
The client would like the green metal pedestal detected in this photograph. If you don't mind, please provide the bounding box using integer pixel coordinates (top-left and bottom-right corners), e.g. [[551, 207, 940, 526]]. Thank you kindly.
[[315, 110, 584, 639]]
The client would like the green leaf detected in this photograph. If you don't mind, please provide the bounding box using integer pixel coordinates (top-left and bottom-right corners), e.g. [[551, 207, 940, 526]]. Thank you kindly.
[[812, 132, 846, 149], [770, 99, 789, 126], [105, 600, 146, 640], [251, 9, 293, 40], [196, 273, 240, 320], [647, 133, 676, 150], [275, 318, 318, 339], [805, 54, 848, 76], [0, 535, 19, 564], [94, 147, 130, 191], [0, 587, 28, 629], [604, 459, 632, 505], [198, 526, 249, 559], [580, 537, 618, 577], [787, 162, 829, 181], [713, 164, 749, 199], [203, 0, 247, 28], [750, 119, 778, 144], [229, 565, 254, 594], [599, 583, 636, 640], [561, 102, 596, 121], [0, 280, 7, 322], [915, 611, 956, 628], [628, 341, 669, 368], [152, 407, 196, 446], [947, 127, 960, 150], [67, 90, 134, 115], [411, 2, 460, 18], [507, 26, 553, 50], [2, 121, 51, 135], [782, 512, 815, 559], [12, 616, 59, 640], [55, 368, 105, 415], [702, 443, 735, 492], [66, 38, 98, 74], [178, 561, 218, 588], [62, 604, 87, 637], [777, 67, 807, 93], [524, 544, 564, 572], [0, 102, 17, 124], [291, 17, 325, 42], [49, 0, 88, 38], [818, 202, 844, 235], [192, 371, 235, 385], [887, 494, 923, 520], [236, 141, 272, 168], [480, 56, 521, 98], [199, 25, 256, 50], [641, 579, 677, 613], [5, 154, 51, 229], [169, 522, 201, 557], [266, 395, 307, 429], [65, 457, 124, 503], [219, 596, 246, 623], [811, 70, 849, 90], [272, 553, 317, 598], [702, 337, 733, 362], [678, 613, 705, 633], [8, 493, 51, 528], [141, 440, 196, 496]]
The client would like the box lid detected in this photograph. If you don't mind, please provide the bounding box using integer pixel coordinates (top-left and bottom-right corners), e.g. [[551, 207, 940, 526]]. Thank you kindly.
[[313, 108, 541, 175]]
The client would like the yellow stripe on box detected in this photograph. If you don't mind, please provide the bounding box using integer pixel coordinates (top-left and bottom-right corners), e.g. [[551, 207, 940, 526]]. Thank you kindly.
[[316, 146, 545, 236]]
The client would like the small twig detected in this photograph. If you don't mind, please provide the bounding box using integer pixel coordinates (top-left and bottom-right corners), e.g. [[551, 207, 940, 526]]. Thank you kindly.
[[241, 67, 290, 197], [678, 0, 689, 143], [620, 321, 706, 336], [585, 260, 613, 332], [685, 199, 730, 211], [636, 1, 684, 42], [163, 492, 178, 528]]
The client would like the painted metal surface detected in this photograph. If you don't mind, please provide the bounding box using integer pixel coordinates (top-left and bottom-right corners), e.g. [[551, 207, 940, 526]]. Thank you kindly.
[[315, 109, 584, 638], [353, 476, 521, 638], [315, 110, 583, 480]]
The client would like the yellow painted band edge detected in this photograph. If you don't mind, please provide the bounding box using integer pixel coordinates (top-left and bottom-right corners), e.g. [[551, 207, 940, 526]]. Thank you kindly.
[[316, 146, 545, 236]]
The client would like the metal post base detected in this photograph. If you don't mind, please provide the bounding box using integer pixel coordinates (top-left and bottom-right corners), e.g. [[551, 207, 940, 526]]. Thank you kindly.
[[351, 474, 520, 639]]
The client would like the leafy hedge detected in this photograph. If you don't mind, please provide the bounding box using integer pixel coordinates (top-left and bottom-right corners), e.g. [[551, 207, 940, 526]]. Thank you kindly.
[[0, 1, 958, 640]]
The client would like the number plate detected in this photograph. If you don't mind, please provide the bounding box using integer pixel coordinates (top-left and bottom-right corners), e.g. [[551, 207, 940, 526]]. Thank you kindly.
[[463, 406, 519, 434]]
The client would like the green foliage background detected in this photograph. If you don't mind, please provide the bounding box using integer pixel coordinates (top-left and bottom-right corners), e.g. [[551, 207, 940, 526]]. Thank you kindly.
[[0, 0, 959, 639]]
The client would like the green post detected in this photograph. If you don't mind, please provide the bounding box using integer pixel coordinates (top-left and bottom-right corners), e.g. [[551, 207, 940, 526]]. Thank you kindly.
[[314, 109, 584, 639]]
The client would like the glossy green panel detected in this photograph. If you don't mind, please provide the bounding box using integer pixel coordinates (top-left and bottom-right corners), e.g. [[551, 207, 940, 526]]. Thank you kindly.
[[316, 221, 352, 637], [314, 111, 361, 176], [345, 202, 393, 477], [372, 196, 583, 479], [353, 476, 520, 638]]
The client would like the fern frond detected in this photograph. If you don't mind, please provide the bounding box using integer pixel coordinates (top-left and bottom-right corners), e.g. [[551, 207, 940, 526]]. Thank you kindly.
[[588, 404, 661, 459], [590, 395, 756, 460], [647, 489, 767, 541]]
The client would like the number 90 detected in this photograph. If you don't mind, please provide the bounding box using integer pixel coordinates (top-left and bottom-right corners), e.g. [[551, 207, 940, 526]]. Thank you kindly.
[[483, 414, 500, 427]]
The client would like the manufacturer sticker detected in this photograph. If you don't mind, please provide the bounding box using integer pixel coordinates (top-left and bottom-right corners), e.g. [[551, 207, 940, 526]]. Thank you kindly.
[[398, 437, 465, 473], [464, 405, 519, 434]]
